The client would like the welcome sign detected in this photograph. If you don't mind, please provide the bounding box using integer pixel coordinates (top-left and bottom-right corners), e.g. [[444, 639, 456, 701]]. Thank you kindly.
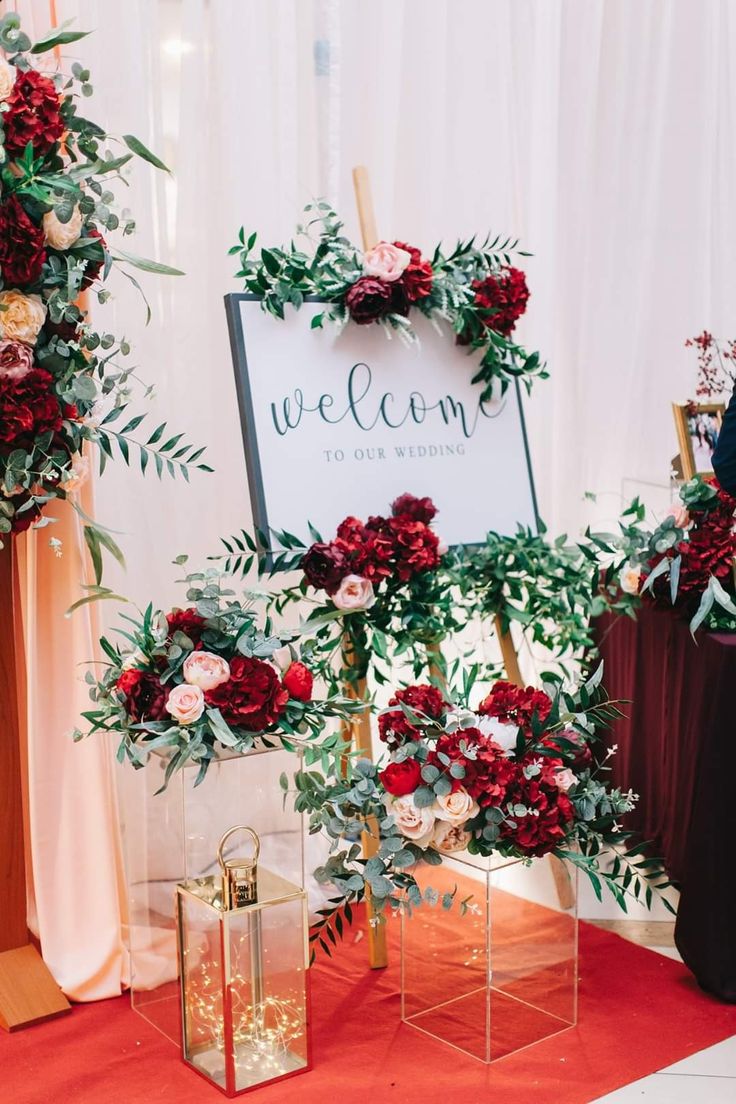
[[225, 294, 538, 547]]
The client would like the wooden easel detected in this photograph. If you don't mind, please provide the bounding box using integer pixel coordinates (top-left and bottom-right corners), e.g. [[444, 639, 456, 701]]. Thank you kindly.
[[0, 541, 71, 1030]]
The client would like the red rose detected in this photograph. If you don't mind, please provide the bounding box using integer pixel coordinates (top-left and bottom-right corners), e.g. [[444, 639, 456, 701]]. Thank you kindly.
[[389, 516, 440, 580], [80, 228, 107, 290], [166, 608, 206, 645], [4, 69, 64, 158], [301, 541, 350, 594], [345, 276, 408, 325], [0, 368, 61, 448], [478, 681, 552, 732], [0, 196, 46, 286], [471, 266, 530, 338], [391, 492, 437, 524], [282, 661, 313, 702], [394, 241, 433, 302], [116, 668, 168, 723], [379, 758, 422, 796], [205, 655, 289, 730]]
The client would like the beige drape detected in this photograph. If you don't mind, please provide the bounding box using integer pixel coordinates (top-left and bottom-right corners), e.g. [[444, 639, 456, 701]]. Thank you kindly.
[[15, 485, 129, 1001]]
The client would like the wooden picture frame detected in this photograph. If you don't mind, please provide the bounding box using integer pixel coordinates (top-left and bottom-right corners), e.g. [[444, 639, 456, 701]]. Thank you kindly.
[[672, 401, 725, 480]]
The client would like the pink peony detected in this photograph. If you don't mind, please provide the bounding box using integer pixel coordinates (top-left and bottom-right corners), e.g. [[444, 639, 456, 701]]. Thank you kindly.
[[0, 339, 33, 381], [363, 241, 411, 282]]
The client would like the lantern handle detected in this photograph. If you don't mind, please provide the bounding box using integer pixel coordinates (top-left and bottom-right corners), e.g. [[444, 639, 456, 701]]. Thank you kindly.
[[217, 825, 261, 871]]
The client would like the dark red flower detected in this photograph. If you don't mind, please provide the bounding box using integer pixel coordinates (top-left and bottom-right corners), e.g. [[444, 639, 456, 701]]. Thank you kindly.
[[0, 196, 46, 286], [116, 668, 168, 723], [378, 709, 420, 751], [498, 757, 574, 856], [392, 684, 447, 721], [4, 69, 64, 158], [166, 608, 206, 645], [80, 228, 107, 290], [471, 266, 530, 338], [428, 729, 518, 804], [63, 403, 79, 420], [390, 492, 437, 524], [389, 515, 440, 580], [394, 241, 433, 303], [282, 661, 313, 702], [301, 541, 349, 594], [0, 368, 61, 448], [205, 655, 288, 730], [345, 276, 407, 324], [379, 758, 422, 797], [44, 317, 81, 343], [477, 681, 552, 733]]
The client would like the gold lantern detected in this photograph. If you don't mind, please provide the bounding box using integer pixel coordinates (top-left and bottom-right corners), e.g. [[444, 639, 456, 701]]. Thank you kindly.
[[176, 825, 310, 1096]]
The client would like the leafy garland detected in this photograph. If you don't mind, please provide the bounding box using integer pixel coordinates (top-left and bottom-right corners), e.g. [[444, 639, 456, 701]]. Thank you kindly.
[[76, 564, 360, 788], [230, 202, 546, 399], [291, 667, 674, 958], [0, 14, 209, 583]]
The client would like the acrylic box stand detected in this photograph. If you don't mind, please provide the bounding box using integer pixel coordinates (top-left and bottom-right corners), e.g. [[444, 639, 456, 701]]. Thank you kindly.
[[401, 851, 578, 1063], [119, 746, 304, 1045]]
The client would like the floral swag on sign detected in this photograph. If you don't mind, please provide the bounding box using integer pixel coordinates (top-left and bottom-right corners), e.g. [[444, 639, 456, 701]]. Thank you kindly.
[[0, 14, 209, 582], [230, 203, 546, 399]]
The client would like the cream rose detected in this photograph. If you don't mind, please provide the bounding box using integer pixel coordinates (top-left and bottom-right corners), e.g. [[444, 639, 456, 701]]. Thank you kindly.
[[43, 205, 84, 251], [61, 455, 90, 498], [0, 57, 15, 102], [667, 504, 691, 530], [0, 291, 47, 345], [555, 768, 577, 792], [165, 683, 205, 725], [433, 786, 479, 826], [432, 820, 471, 854], [363, 241, 411, 282], [619, 562, 642, 596], [182, 650, 230, 692], [387, 794, 436, 848], [331, 574, 376, 611], [477, 714, 519, 755]]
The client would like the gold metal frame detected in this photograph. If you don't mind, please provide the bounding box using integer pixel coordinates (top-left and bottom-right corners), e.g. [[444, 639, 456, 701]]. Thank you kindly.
[[672, 401, 725, 480]]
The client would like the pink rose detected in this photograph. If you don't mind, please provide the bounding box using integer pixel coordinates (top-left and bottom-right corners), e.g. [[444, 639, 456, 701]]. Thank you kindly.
[[667, 504, 691, 530], [432, 786, 478, 825], [165, 683, 205, 725], [386, 793, 436, 848], [331, 574, 376, 611], [0, 339, 33, 381], [555, 768, 577, 792], [363, 241, 411, 282], [182, 650, 230, 692]]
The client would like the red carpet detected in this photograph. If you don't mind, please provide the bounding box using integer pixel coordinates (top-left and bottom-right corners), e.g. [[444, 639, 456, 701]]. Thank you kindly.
[[3, 916, 736, 1104]]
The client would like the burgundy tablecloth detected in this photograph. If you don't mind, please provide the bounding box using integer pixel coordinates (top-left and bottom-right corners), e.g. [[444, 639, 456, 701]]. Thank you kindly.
[[596, 607, 736, 1001]]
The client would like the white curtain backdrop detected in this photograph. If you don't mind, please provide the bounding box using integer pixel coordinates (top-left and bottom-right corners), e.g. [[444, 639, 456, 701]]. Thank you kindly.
[[16, 0, 736, 994]]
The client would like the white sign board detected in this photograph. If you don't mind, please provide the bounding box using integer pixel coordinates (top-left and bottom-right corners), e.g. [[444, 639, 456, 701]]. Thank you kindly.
[[225, 295, 537, 546]]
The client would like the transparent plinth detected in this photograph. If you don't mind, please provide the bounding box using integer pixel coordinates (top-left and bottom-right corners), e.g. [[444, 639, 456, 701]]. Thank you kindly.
[[401, 851, 578, 1063], [119, 746, 304, 1045]]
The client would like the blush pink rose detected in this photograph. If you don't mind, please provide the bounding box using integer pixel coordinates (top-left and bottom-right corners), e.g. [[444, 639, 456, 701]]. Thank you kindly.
[[555, 768, 577, 792], [165, 683, 205, 725], [331, 574, 376, 611], [182, 650, 230, 692], [432, 786, 479, 826], [0, 339, 33, 381], [387, 794, 435, 848], [363, 241, 411, 282], [667, 504, 691, 530], [432, 820, 471, 854]]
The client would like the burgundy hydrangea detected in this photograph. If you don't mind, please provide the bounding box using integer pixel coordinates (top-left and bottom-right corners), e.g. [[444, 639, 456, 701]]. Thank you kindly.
[[471, 266, 530, 338], [205, 655, 289, 730], [0, 196, 46, 286], [0, 369, 61, 449], [391, 492, 437, 524], [393, 240, 433, 303], [4, 69, 64, 158]]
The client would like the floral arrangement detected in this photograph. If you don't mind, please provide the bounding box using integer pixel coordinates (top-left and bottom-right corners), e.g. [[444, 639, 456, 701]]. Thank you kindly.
[[595, 476, 736, 633], [75, 564, 359, 786], [0, 14, 208, 575], [686, 330, 736, 398], [214, 492, 464, 689], [293, 668, 673, 956], [230, 203, 546, 399]]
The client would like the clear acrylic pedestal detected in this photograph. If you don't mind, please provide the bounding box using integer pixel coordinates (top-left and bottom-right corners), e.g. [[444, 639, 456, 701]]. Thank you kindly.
[[119, 746, 304, 1045], [401, 852, 578, 1063]]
